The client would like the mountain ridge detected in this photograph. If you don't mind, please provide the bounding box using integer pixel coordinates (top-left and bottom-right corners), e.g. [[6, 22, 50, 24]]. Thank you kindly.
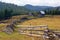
[[0, 2, 60, 12], [24, 4, 54, 11]]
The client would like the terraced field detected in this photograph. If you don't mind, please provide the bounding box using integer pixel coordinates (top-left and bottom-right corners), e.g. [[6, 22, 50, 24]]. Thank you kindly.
[[21, 16, 60, 30], [0, 15, 60, 40]]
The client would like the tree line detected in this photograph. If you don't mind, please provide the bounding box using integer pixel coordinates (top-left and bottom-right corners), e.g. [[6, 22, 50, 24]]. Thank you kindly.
[[45, 7, 60, 15], [0, 7, 60, 20]]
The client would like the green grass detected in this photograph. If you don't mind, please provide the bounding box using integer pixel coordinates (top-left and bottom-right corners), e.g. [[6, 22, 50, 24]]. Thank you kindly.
[[0, 32, 32, 40]]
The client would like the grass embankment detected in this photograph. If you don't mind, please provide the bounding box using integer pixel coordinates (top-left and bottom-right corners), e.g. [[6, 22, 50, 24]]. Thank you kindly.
[[21, 16, 60, 30], [0, 24, 7, 32], [0, 15, 60, 40], [0, 15, 37, 40]]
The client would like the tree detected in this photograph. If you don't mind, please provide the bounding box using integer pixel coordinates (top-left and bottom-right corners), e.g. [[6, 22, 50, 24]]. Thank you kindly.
[[4, 9, 13, 19], [0, 9, 5, 20]]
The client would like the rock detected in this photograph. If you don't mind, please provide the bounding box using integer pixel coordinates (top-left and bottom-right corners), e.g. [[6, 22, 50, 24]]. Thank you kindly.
[[20, 17, 30, 22], [3, 24, 15, 34]]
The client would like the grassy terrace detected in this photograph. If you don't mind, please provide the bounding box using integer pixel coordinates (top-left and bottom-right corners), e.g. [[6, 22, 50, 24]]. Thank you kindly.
[[0, 15, 60, 40], [21, 15, 60, 30]]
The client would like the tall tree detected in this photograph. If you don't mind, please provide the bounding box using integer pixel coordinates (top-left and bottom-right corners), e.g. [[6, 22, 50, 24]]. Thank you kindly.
[[4, 9, 13, 19]]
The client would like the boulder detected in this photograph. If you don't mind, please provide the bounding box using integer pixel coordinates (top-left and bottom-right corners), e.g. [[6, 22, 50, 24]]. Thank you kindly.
[[3, 24, 15, 34]]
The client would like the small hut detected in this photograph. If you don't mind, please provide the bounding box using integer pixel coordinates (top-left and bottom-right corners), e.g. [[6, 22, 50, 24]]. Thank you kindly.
[[38, 11, 45, 17]]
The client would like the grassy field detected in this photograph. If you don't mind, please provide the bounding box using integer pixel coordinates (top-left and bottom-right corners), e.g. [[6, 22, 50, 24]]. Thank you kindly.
[[21, 16, 60, 30], [0, 15, 60, 40], [0, 32, 33, 40], [0, 32, 43, 40]]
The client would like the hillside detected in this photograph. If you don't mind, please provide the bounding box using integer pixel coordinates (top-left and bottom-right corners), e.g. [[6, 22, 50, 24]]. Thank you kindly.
[[0, 2, 30, 15], [0, 2, 57, 12], [0, 15, 60, 40], [24, 4, 53, 11], [20, 16, 60, 30], [0, 2, 60, 13]]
